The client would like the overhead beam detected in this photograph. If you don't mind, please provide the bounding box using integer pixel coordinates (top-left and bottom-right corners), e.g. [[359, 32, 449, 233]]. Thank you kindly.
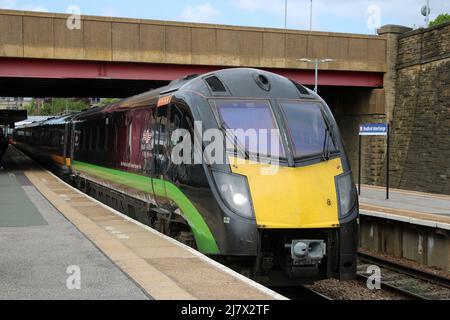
[[0, 58, 384, 90]]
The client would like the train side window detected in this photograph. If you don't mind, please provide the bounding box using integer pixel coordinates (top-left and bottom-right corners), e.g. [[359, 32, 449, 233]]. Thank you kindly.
[[89, 127, 94, 150], [104, 126, 108, 152], [114, 124, 118, 152], [98, 126, 104, 150], [85, 127, 89, 150], [81, 128, 86, 151]]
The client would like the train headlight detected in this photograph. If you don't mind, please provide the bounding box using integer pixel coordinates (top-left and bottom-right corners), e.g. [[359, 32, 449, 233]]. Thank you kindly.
[[212, 171, 254, 219], [335, 171, 357, 218], [232, 193, 247, 206]]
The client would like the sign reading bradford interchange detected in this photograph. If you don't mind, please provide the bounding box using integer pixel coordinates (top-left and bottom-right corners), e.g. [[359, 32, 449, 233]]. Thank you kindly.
[[358, 122, 390, 199], [359, 123, 388, 136]]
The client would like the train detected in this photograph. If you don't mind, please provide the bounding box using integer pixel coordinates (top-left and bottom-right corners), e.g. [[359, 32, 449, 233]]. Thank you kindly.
[[14, 68, 358, 285]]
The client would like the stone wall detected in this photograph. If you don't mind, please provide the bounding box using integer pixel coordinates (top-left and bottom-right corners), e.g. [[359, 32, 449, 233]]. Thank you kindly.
[[389, 22, 450, 194]]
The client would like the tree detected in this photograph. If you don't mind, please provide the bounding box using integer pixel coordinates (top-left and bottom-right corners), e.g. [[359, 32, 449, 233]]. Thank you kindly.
[[96, 98, 121, 107], [26, 98, 89, 116], [429, 13, 450, 27]]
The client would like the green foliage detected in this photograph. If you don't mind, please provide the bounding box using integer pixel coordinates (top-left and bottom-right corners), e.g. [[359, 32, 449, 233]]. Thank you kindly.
[[96, 98, 121, 107], [26, 98, 89, 116], [429, 13, 450, 27]]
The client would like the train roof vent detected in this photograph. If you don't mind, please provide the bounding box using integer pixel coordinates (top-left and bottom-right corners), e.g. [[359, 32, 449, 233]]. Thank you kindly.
[[254, 73, 271, 91], [290, 80, 310, 95], [205, 76, 227, 93]]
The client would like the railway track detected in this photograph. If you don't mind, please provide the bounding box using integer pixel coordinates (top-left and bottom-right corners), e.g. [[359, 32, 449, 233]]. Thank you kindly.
[[274, 286, 333, 300], [358, 252, 450, 300]]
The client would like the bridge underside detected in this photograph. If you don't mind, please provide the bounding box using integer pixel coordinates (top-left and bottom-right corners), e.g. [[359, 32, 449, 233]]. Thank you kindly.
[[0, 77, 168, 98], [0, 58, 383, 98]]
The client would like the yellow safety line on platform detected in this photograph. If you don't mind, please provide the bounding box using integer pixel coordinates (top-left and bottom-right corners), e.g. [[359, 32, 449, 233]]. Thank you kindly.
[[360, 203, 450, 225], [361, 184, 450, 200], [25, 170, 197, 300], [24, 169, 281, 300]]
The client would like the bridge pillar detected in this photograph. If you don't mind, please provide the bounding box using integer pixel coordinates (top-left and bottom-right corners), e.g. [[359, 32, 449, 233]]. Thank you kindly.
[[377, 25, 412, 123]]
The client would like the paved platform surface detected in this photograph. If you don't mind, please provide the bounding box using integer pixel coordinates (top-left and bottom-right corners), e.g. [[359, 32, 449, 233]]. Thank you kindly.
[[0, 149, 149, 300], [1, 147, 282, 300], [359, 185, 450, 228]]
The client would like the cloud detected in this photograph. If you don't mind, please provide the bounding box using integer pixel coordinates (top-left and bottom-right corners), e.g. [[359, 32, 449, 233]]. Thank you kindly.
[[0, 0, 48, 12], [179, 3, 220, 23]]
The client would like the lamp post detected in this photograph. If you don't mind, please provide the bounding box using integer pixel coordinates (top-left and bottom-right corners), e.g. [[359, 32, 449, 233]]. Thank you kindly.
[[309, 0, 313, 31], [297, 58, 336, 93]]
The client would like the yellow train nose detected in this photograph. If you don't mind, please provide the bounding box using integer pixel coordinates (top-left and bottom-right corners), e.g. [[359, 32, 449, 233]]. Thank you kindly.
[[229, 156, 343, 229]]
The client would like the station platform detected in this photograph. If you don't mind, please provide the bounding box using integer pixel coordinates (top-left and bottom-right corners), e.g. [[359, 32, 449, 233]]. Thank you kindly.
[[358, 185, 450, 272], [359, 185, 450, 230], [0, 147, 284, 300]]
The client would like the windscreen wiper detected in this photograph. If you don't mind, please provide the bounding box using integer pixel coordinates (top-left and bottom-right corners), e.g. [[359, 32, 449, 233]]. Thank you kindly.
[[320, 109, 335, 161], [322, 126, 330, 161], [219, 120, 250, 160]]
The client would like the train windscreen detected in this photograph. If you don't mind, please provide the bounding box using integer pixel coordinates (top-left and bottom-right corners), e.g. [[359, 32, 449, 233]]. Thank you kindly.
[[214, 100, 285, 159], [279, 101, 338, 159]]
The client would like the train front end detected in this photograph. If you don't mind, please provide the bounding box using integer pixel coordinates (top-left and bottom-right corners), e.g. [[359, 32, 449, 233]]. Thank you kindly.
[[182, 68, 358, 284]]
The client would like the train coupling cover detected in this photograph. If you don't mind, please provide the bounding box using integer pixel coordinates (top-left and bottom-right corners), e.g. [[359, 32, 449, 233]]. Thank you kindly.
[[286, 240, 326, 266]]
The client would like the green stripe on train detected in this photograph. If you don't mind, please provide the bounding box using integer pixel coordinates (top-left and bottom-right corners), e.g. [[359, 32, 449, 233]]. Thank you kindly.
[[72, 161, 220, 254]]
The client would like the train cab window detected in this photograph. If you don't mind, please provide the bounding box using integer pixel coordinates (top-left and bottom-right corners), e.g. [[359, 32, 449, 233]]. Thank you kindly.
[[279, 101, 338, 160], [213, 100, 285, 159], [169, 105, 194, 157], [169, 106, 183, 141], [153, 105, 170, 175], [167, 104, 201, 184]]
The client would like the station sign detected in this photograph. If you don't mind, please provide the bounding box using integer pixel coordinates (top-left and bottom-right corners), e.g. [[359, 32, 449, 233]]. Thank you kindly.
[[359, 123, 388, 136], [358, 122, 391, 199]]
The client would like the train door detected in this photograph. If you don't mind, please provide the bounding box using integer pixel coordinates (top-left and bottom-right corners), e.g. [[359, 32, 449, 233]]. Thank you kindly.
[[166, 104, 194, 188], [152, 103, 171, 208], [66, 119, 75, 172]]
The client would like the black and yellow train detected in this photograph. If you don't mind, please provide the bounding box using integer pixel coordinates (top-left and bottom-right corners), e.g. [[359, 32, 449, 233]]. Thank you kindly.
[[14, 68, 358, 285]]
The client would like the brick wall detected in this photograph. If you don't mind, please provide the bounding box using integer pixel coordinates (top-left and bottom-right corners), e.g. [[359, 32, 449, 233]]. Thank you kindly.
[[390, 22, 450, 194]]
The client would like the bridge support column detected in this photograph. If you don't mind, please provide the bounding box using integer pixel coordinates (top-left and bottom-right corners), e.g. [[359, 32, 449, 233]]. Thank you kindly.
[[377, 25, 412, 123]]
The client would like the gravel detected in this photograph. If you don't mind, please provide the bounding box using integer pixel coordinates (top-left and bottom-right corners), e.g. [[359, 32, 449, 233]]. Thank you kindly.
[[307, 279, 406, 300], [359, 248, 450, 280]]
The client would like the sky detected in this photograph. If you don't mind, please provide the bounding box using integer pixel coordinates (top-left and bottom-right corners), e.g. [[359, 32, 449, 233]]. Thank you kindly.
[[0, 0, 449, 34]]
